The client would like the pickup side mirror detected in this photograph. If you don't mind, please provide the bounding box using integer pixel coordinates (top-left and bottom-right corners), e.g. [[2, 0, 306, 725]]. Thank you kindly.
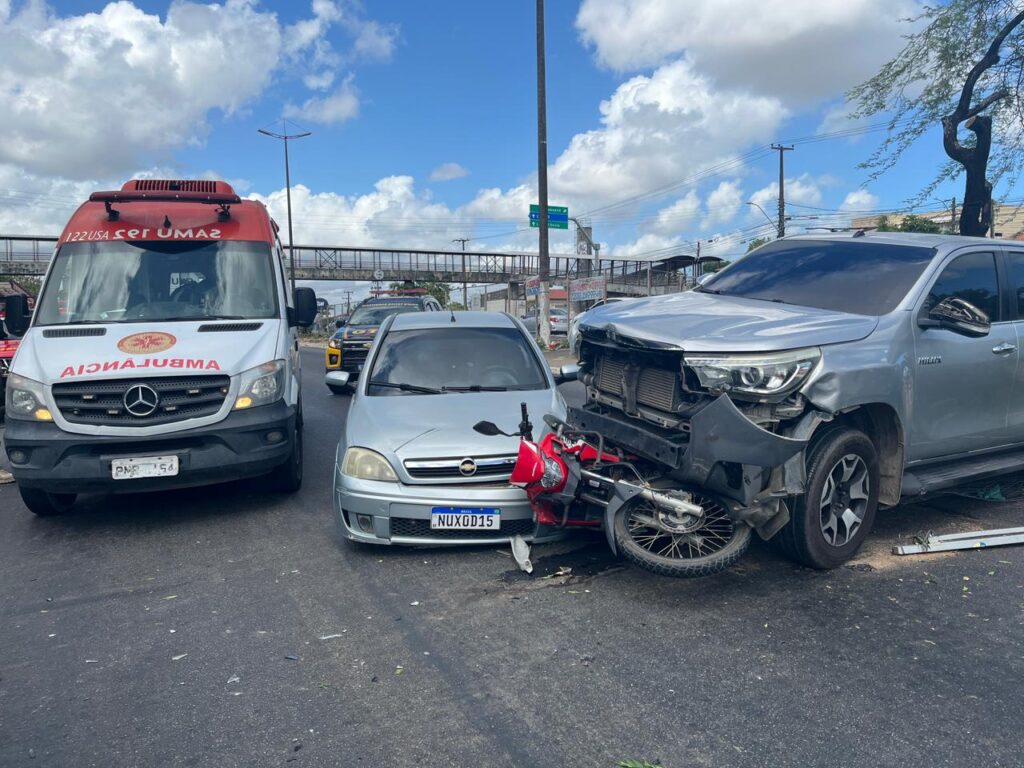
[[292, 287, 318, 328], [3, 294, 31, 335], [920, 296, 991, 338]]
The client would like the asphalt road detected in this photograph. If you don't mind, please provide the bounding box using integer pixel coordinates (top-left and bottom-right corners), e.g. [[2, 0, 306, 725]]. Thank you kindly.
[[2, 346, 1024, 767]]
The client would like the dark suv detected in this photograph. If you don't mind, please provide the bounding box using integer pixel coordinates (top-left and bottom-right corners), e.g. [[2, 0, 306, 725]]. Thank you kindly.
[[326, 293, 443, 393]]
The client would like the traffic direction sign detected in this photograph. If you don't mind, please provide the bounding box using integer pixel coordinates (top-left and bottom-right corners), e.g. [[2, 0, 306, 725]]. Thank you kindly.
[[529, 204, 569, 229]]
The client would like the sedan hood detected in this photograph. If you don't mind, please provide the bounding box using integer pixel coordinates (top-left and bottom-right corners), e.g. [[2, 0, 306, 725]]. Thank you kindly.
[[345, 388, 564, 459], [579, 291, 877, 352]]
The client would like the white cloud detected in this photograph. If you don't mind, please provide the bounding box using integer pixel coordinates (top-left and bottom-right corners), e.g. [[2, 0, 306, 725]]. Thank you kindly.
[[610, 233, 683, 259], [840, 188, 880, 211], [644, 191, 700, 236], [576, 0, 919, 103], [749, 174, 823, 213], [351, 19, 399, 61], [285, 75, 359, 124], [704, 181, 742, 227], [430, 163, 470, 182], [0, 1, 396, 178]]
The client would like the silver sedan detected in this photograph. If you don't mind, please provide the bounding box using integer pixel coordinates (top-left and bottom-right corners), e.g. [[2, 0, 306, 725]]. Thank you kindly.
[[330, 311, 570, 546]]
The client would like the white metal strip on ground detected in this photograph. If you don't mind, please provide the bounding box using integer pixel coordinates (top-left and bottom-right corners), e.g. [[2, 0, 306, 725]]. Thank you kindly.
[[893, 526, 1024, 555]]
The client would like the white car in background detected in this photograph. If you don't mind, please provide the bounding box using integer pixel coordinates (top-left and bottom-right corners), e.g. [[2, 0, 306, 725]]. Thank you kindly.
[[569, 297, 628, 355]]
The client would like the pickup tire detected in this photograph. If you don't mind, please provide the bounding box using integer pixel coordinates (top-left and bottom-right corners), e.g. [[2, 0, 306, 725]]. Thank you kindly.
[[20, 487, 76, 517], [777, 425, 880, 569], [327, 384, 347, 395]]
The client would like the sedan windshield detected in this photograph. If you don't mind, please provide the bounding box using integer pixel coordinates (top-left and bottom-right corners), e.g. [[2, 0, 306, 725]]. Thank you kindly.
[[367, 327, 548, 396], [34, 240, 278, 325], [348, 303, 421, 326], [700, 239, 936, 316]]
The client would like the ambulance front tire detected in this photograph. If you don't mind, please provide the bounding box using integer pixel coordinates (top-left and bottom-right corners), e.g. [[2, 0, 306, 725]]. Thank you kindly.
[[267, 414, 303, 493], [19, 487, 76, 517]]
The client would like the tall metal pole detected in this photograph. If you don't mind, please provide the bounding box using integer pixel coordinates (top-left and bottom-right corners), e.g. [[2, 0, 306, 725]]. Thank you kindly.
[[259, 122, 311, 296], [771, 144, 794, 237], [453, 237, 470, 309], [536, 0, 551, 347]]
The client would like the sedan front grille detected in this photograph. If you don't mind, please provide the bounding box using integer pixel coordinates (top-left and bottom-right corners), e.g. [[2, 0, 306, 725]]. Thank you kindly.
[[389, 517, 536, 540], [404, 455, 518, 481], [595, 355, 680, 413], [52, 375, 230, 426]]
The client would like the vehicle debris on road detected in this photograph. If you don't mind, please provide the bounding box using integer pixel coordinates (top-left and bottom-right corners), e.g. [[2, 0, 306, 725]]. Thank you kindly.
[[894, 526, 1024, 555]]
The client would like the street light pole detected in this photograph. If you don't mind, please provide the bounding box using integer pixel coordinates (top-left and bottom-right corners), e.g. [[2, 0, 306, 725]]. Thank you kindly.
[[258, 121, 311, 296], [746, 201, 780, 237], [536, 0, 551, 347]]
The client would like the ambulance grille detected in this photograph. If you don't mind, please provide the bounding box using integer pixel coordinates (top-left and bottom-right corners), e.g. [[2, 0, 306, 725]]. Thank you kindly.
[[52, 375, 230, 427], [42, 328, 107, 338]]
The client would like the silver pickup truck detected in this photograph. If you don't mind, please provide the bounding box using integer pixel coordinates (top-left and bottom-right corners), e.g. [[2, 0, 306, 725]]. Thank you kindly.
[[573, 232, 1023, 574]]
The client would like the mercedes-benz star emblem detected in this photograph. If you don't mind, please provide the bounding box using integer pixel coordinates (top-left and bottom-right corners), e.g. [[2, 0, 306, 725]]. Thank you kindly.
[[459, 458, 478, 477], [123, 384, 159, 417]]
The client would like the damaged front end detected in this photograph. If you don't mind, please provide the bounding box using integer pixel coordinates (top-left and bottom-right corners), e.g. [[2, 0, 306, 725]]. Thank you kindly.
[[572, 328, 830, 539]]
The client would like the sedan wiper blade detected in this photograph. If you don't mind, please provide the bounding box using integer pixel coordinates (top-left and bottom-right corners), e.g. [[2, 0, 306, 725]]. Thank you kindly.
[[368, 380, 444, 394], [442, 385, 509, 392]]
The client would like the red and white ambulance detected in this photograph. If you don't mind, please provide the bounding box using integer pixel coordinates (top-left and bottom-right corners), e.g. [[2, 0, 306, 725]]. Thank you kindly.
[[2, 180, 317, 515]]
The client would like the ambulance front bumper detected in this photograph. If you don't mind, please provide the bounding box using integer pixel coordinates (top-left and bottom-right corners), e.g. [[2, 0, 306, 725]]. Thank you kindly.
[[3, 401, 296, 493]]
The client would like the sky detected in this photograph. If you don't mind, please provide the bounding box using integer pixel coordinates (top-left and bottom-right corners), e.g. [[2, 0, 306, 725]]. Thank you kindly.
[[0, 0, 982, 307]]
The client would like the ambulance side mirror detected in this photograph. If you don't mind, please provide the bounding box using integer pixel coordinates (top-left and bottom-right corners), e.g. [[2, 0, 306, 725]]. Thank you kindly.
[[3, 294, 31, 335], [292, 287, 317, 328]]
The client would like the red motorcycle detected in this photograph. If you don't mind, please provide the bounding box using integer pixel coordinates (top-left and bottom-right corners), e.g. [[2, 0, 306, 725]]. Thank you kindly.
[[474, 404, 751, 578]]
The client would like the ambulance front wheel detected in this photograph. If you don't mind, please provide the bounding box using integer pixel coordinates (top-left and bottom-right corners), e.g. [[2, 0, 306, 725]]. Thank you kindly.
[[20, 487, 76, 516]]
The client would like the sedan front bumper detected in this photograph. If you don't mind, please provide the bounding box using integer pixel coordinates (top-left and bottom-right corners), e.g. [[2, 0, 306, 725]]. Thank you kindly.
[[334, 467, 563, 546]]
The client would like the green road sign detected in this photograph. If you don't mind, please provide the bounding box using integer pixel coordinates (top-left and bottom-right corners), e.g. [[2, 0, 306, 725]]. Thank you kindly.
[[529, 204, 569, 229]]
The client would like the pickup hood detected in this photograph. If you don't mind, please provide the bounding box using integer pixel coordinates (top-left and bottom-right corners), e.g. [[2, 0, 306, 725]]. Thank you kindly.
[[13, 321, 281, 384], [345, 388, 565, 460], [579, 291, 878, 352]]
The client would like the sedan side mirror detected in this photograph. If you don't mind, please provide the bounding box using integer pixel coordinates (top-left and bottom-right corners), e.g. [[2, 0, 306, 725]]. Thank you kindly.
[[554, 363, 579, 384], [920, 296, 991, 338]]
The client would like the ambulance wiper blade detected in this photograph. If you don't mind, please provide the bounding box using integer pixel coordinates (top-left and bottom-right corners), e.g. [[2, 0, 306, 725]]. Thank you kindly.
[[157, 315, 247, 321]]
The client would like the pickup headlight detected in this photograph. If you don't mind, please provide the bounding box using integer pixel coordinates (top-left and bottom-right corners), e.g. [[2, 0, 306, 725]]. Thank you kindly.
[[685, 348, 820, 400], [5, 374, 53, 421], [234, 359, 286, 410], [328, 338, 341, 350], [341, 447, 398, 482]]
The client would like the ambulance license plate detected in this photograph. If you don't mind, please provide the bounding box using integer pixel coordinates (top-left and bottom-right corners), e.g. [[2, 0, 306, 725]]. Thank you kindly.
[[430, 507, 500, 530], [111, 456, 179, 480]]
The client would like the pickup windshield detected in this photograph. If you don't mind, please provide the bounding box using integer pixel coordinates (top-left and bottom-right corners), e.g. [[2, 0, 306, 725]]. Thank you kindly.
[[347, 303, 422, 326], [367, 327, 548, 396], [34, 240, 279, 326], [700, 239, 936, 315]]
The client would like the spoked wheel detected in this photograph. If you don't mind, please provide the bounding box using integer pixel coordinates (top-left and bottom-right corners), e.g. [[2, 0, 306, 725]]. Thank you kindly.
[[612, 492, 751, 578]]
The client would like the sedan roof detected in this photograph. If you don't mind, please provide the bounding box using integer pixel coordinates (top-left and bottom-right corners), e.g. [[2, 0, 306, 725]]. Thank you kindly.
[[388, 310, 519, 331]]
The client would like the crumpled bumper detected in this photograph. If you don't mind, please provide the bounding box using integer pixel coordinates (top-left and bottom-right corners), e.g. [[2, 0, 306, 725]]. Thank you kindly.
[[568, 394, 807, 505]]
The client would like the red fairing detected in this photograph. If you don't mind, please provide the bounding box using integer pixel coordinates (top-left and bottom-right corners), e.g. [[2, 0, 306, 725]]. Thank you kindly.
[[510, 440, 545, 486]]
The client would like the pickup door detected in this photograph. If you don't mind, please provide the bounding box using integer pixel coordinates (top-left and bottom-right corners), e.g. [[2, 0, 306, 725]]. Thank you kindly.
[[909, 250, 1017, 462]]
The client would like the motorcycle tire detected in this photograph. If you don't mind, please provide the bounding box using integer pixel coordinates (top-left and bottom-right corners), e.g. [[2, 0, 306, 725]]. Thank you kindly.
[[612, 493, 751, 578]]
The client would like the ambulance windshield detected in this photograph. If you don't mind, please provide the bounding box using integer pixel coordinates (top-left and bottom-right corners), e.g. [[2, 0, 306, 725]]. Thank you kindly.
[[34, 241, 279, 326]]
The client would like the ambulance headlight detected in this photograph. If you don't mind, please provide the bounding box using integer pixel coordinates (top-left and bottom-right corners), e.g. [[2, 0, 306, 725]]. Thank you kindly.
[[5, 374, 53, 421], [234, 360, 286, 410]]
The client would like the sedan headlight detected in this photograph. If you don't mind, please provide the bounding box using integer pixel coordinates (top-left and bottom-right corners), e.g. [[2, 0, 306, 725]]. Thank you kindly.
[[328, 338, 341, 350], [341, 447, 398, 482], [5, 373, 53, 421], [234, 359, 286, 410], [684, 348, 820, 400]]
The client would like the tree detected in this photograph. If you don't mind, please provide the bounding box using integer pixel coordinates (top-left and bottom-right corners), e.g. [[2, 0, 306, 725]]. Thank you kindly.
[[876, 214, 943, 233], [388, 279, 451, 307], [849, 1, 1024, 235], [746, 237, 769, 253]]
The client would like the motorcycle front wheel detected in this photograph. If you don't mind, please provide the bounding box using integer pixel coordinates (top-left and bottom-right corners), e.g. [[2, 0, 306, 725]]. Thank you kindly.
[[612, 493, 751, 578]]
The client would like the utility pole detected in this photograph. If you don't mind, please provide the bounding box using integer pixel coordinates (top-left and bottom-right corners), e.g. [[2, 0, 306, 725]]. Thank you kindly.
[[259, 121, 311, 296], [452, 237, 470, 309], [536, 0, 551, 347], [771, 144, 794, 238]]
